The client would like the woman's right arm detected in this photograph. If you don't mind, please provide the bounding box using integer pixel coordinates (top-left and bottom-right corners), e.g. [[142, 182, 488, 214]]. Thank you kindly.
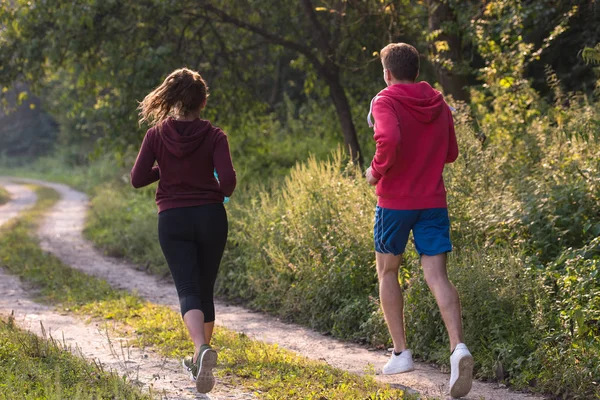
[[131, 129, 160, 188], [213, 134, 236, 197]]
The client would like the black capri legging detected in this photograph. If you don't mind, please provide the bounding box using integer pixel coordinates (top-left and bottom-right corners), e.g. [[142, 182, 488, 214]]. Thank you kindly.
[[158, 203, 228, 322]]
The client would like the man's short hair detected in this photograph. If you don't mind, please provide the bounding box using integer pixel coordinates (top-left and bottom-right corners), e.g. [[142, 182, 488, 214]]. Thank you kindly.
[[380, 43, 420, 82]]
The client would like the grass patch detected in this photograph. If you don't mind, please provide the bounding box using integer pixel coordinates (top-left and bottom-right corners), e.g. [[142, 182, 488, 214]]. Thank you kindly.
[[0, 184, 410, 399], [0, 153, 127, 193], [84, 183, 165, 275], [0, 316, 151, 399], [0, 186, 9, 205]]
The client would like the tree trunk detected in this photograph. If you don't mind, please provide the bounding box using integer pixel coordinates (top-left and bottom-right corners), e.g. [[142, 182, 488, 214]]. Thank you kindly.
[[321, 65, 363, 165], [426, 0, 471, 103], [268, 57, 282, 107]]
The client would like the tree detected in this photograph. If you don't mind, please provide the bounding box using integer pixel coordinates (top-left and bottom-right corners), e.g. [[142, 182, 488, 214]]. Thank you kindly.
[[425, 0, 472, 103], [1, 0, 428, 165], [0, 0, 282, 150], [197, 1, 422, 165]]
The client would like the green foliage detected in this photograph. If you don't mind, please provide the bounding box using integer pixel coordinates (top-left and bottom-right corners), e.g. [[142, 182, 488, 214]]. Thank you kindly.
[[0, 87, 58, 160], [0, 0, 421, 160], [0, 186, 9, 205], [225, 98, 344, 181], [0, 152, 128, 193], [582, 44, 600, 65], [226, 97, 376, 182], [220, 150, 381, 341], [0, 317, 152, 400], [0, 0, 274, 152], [530, 237, 600, 398], [84, 183, 166, 274]]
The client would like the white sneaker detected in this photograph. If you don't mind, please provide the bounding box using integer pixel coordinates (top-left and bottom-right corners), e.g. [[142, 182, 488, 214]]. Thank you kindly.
[[382, 349, 415, 375], [449, 343, 473, 398]]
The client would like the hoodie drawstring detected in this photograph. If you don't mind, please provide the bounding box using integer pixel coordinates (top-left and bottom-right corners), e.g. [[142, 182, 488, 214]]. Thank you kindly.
[[367, 96, 376, 128]]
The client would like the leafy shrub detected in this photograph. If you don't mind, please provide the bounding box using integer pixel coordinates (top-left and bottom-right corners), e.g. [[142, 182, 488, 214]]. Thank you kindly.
[[531, 237, 600, 398], [0, 186, 9, 205], [220, 149, 382, 342], [224, 98, 354, 183], [404, 246, 539, 382]]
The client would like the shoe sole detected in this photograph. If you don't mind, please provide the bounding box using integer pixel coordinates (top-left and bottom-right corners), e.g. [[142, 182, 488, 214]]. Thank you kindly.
[[196, 349, 218, 394], [382, 365, 415, 375], [450, 354, 473, 398]]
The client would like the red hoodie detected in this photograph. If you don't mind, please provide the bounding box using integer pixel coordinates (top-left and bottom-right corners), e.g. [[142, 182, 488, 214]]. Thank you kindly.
[[131, 117, 236, 213], [369, 81, 458, 210]]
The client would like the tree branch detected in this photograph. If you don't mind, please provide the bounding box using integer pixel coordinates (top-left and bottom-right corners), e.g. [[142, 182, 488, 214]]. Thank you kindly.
[[300, 0, 332, 55], [198, 3, 323, 69]]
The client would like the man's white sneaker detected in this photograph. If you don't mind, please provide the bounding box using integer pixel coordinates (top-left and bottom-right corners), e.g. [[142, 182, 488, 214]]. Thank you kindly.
[[449, 343, 473, 398], [382, 349, 415, 375]]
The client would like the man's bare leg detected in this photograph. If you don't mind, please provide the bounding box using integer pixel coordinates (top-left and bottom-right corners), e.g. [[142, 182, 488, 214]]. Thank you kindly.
[[376, 252, 407, 353], [421, 253, 463, 351]]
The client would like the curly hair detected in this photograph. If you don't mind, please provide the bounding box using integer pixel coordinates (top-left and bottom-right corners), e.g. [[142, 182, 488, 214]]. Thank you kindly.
[[138, 68, 209, 127]]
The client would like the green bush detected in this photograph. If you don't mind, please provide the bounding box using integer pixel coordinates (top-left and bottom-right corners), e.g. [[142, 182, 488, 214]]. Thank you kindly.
[[0, 186, 9, 205], [531, 237, 600, 398], [405, 246, 539, 381], [223, 97, 375, 184], [220, 150, 381, 342], [516, 139, 600, 263]]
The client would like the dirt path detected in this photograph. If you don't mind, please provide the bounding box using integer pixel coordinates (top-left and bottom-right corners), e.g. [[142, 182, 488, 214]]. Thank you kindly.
[[0, 180, 254, 400], [4, 178, 545, 400], [0, 181, 36, 226]]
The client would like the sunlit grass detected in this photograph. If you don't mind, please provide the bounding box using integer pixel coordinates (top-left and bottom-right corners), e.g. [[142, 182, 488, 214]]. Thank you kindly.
[[0, 185, 9, 205]]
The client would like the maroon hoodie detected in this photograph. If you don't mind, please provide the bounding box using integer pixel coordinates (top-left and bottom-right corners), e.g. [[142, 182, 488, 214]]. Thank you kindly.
[[131, 117, 236, 213], [369, 82, 458, 210]]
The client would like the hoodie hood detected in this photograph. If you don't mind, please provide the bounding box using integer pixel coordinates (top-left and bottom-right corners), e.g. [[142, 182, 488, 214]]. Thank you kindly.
[[368, 82, 446, 127], [159, 117, 215, 158]]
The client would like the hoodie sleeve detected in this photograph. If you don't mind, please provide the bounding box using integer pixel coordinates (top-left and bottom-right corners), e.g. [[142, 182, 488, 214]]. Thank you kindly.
[[214, 133, 236, 197], [445, 108, 459, 164], [370, 96, 400, 180], [131, 129, 160, 188]]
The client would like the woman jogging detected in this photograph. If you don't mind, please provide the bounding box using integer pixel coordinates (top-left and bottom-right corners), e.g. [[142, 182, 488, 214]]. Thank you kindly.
[[131, 68, 236, 394]]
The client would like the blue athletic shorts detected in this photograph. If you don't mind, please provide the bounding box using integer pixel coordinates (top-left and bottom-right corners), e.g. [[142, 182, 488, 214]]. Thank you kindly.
[[373, 206, 452, 256]]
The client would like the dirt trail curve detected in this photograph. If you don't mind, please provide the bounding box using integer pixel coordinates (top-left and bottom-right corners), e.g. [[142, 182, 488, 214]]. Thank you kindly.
[[0, 179, 254, 400], [0, 181, 36, 226], [3, 177, 545, 400]]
